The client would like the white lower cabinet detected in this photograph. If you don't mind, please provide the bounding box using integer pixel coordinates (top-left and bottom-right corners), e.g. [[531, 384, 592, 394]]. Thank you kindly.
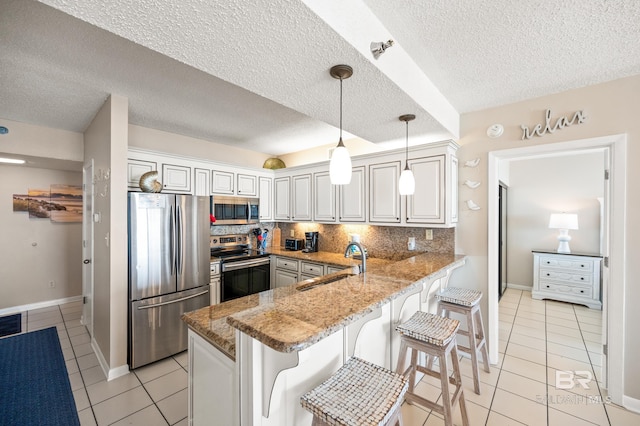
[[188, 330, 238, 426], [274, 269, 299, 288]]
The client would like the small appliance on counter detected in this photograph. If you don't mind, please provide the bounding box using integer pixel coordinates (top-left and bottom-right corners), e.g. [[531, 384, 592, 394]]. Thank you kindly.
[[285, 238, 304, 251], [303, 231, 319, 253]]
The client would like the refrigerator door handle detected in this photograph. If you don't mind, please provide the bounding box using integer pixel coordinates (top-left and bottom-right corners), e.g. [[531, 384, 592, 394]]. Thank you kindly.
[[136, 290, 210, 310], [176, 203, 183, 275], [170, 203, 176, 276], [247, 200, 251, 222]]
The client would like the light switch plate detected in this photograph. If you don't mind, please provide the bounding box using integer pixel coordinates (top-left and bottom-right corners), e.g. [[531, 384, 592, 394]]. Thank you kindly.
[[425, 229, 433, 240]]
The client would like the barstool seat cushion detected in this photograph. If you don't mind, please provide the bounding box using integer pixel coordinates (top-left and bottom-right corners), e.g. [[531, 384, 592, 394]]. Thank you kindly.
[[396, 311, 460, 347], [436, 287, 482, 307], [301, 357, 408, 426]]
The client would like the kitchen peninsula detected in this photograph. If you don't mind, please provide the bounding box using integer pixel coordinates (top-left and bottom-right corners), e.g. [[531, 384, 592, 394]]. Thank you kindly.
[[182, 251, 466, 426]]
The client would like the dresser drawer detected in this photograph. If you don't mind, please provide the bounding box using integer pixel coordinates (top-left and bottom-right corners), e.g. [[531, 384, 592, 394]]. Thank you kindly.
[[538, 256, 594, 272], [539, 269, 592, 285], [539, 281, 593, 298], [275, 257, 299, 272], [301, 262, 325, 277]]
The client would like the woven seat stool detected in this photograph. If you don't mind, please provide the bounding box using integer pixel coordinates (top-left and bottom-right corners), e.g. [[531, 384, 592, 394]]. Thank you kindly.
[[301, 356, 408, 426], [436, 287, 490, 395], [396, 311, 468, 426]]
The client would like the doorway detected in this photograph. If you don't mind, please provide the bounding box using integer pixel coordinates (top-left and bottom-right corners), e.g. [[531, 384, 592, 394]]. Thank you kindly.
[[487, 134, 626, 406], [82, 160, 94, 337], [498, 182, 508, 301]]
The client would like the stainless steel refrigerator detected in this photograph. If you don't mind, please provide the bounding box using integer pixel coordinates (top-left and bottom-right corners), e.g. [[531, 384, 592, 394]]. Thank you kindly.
[[128, 192, 210, 369]]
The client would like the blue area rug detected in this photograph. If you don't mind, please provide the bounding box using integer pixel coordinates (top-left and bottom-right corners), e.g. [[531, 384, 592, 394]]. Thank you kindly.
[[0, 313, 21, 338], [0, 327, 80, 425]]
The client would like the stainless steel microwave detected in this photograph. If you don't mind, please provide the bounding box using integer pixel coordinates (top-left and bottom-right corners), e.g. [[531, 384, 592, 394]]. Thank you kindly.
[[210, 196, 260, 225]]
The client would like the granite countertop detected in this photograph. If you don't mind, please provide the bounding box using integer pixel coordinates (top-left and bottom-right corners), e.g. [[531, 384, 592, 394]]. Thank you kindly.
[[184, 250, 465, 360]]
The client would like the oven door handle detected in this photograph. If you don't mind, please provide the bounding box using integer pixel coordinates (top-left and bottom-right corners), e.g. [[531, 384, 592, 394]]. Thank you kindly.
[[222, 257, 270, 272]]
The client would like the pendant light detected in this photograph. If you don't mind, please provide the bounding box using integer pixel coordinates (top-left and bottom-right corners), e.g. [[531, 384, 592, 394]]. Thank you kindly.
[[329, 65, 353, 185], [398, 114, 416, 195]]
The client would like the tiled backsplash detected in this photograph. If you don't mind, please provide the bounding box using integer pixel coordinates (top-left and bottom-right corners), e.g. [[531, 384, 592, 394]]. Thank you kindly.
[[211, 222, 455, 260]]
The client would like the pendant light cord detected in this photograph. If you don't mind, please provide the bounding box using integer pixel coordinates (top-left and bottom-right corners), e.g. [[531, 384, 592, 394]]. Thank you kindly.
[[339, 77, 343, 142], [404, 120, 409, 170]]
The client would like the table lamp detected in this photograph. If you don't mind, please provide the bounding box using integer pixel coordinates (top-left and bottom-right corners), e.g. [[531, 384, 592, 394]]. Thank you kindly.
[[549, 213, 579, 253]]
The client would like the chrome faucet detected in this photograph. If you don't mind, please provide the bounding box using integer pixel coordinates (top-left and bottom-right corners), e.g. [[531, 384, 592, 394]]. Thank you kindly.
[[344, 242, 366, 273]]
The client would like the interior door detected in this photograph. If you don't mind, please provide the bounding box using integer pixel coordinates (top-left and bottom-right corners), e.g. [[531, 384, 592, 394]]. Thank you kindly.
[[82, 160, 94, 336], [498, 182, 508, 300]]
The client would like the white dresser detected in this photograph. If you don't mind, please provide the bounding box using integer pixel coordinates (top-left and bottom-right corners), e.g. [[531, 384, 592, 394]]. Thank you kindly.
[[532, 250, 602, 310]]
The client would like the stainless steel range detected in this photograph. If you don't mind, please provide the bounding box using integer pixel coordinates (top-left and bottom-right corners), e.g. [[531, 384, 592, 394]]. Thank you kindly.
[[210, 234, 271, 302]]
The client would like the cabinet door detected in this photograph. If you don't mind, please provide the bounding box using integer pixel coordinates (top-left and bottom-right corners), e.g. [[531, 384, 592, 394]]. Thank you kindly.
[[369, 161, 401, 223], [128, 159, 156, 189], [313, 171, 336, 222], [237, 174, 257, 196], [450, 156, 459, 223], [259, 177, 273, 221], [292, 174, 312, 221], [195, 168, 210, 196], [162, 163, 192, 193], [339, 166, 366, 222], [211, 170, 234, 194], [406, 156, 445, 224], [274, 177, 291, 221], [274, 269, 299, 288]]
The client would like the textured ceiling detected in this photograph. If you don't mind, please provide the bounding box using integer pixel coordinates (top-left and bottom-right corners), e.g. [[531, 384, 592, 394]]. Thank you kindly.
[[1, 0, 639, 159]]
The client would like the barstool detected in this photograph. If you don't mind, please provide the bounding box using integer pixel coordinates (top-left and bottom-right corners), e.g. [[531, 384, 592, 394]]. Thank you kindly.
[[436, 287, 490, 395], [300, 356, 408, 426], [396, 311, 468, 426]]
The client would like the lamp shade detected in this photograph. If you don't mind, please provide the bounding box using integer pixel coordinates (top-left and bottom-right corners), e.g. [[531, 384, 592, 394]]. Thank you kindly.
[[549, 213, 579, 230], [398, 168, 415, 195], [329, 143, 352, 184]]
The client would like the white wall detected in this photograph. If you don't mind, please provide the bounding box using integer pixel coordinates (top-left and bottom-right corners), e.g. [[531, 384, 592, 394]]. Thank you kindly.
[[506, 152, 604, 288], [0, 165, 82, 308]]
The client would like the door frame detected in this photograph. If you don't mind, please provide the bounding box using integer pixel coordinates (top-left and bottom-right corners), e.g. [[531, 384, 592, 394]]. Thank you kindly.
[[82, 159, 95, 337], [487, 134, 626, 405]]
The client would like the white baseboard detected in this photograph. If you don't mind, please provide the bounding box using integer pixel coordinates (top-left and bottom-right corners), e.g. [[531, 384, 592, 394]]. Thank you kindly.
[[506, 283, 532, 292], [92, 337, 130, 382], [622, 395, 640, 414], [0, 295, 83, 316]]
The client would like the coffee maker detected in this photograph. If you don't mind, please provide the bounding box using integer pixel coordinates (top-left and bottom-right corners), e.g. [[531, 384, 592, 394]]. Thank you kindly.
[[303, 231, 319, 253]]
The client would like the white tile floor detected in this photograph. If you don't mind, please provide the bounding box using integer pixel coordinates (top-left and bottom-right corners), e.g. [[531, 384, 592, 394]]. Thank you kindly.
[[7, 290, 640, 425], [9, 301, 188, 425], [399, 289, 640, 426]]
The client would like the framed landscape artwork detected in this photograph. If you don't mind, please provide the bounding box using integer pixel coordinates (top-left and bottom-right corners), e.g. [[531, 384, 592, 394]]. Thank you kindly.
[[12, 185, 82, 223]]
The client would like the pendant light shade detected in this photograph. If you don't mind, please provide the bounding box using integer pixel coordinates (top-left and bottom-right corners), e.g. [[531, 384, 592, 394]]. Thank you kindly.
[[329, 65, 353, 185], [398, 114, 416, 195]]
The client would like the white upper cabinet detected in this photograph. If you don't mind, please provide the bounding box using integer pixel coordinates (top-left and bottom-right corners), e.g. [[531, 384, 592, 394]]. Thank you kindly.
[[161, 163, 192, 193], [274, 177, 291, 221], [369, 161, 401, 223], [211, 170, 234, 195], [127, 159, 156, 189], [339, 166, 366, 222], [406, 155, 446, 224], [194, 168, 210, 196], [259, 177, 273, 221], [237, 174, 257, 197], [292, 174, 312, 221], [313, 171, 336, 222]]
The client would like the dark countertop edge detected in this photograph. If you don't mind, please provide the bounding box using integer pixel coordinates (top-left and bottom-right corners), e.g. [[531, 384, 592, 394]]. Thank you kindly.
[[225, 255, 466, 354], [532, 249, 603, 258]]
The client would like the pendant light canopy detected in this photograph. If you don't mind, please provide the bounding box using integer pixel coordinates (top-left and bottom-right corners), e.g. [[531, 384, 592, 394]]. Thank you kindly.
[[398, 114, 416, 195], [329, 65, 353, 185]]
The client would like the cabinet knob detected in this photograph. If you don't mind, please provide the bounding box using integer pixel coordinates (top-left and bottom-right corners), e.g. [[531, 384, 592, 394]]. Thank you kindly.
[[546, 285, 550, 288], [580, 290, 584, 293], [546, 273, 550, 276], [581, 277, 584, 280], [581, 264, 585, 268]]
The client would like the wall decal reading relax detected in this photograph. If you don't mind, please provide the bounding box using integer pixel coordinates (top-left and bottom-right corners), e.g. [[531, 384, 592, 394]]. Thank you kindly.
[[521, 109, 587, 140]]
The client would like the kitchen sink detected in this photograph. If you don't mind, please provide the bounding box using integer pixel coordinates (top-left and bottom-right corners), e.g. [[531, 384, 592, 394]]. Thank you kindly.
[[295, 271, 358, 292]]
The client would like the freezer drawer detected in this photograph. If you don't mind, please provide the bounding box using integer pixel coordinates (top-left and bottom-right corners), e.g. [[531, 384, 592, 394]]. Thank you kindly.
[[129, 287, 209, 369]]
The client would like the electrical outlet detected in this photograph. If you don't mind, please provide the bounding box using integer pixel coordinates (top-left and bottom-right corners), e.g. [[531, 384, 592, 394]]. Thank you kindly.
[[425, 229, 433, 240], [408, 237, 416, 251], [48, 280, 55, 288], [290, 230, 295, 237]]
